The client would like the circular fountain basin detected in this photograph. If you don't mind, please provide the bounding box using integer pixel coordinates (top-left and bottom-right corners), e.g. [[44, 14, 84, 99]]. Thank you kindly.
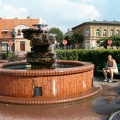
[[0, 60, 101, 105]]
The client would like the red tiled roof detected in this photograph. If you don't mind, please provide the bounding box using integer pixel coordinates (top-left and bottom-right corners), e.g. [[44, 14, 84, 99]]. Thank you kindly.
[[0, 18, 39, 38]]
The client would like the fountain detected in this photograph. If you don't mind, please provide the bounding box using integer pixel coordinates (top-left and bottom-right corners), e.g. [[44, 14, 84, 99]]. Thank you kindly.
[[22, 24, 56, 69], [0, 24, 101, 105]]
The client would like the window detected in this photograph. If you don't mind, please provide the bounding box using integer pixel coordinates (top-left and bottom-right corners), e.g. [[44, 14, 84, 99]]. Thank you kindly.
[[96, 29, 100, 36], [117, 30, 120, 36], [17, 29, 21, 35], [2, 43, 8, 51], [86, 29, 90, 36], [110, 29, 114, 36], [2, 30, 9, 35], [103, 29, 107, 36], [20, 41, 25, 51]]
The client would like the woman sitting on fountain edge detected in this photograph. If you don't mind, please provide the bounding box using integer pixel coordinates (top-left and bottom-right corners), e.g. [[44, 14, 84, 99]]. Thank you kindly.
[[103, 55, 118, 83]]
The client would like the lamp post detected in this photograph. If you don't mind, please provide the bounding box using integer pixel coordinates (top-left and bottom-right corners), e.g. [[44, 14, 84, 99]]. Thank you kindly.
[[11, 29, 16, 54]]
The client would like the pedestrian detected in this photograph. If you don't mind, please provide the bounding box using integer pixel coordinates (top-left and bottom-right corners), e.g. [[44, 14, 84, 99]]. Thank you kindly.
[[103, 55, 118, 83]]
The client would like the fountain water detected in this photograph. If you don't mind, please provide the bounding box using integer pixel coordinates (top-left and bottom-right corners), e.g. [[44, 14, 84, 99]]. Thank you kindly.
[[0, 24, 101, 105]]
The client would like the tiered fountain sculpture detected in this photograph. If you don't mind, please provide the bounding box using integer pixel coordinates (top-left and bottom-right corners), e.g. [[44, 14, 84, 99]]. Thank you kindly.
[[22, 24, 56, 69]]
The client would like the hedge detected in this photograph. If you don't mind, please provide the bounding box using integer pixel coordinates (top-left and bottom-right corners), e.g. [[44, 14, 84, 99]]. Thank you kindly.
[[56, 49, 78, 60], [56, 49, 120, 70]]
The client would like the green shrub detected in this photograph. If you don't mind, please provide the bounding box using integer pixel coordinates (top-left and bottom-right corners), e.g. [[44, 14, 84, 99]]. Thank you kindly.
[[8, 53, 27, 61], [0, 52, 26, 61], [56, 49, 120, 71], [0, 52, 7, 60], [56, 49, 78, 60]]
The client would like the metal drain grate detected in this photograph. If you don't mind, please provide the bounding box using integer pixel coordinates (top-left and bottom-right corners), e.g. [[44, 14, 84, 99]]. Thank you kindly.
[[34, 87, 42, 96]]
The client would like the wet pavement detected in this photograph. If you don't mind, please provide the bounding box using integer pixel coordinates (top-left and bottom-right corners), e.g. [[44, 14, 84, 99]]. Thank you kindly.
[[0, 75, 120, 120]]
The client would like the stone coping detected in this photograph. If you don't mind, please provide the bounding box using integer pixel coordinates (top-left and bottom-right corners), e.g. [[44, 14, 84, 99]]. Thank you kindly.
[[0, 60, 94, 76]]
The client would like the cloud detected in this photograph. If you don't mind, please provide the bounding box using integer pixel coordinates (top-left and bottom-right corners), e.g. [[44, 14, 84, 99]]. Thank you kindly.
[[3, 5, 28, 18], [0, 3, 29, 19], [36, 0, 100, 31], [82, 0, 96, 2], [33, 0, 100, 21], [29, 0, 100, 31], [0, 0, 100, 32], [56, 1, 100, 21]]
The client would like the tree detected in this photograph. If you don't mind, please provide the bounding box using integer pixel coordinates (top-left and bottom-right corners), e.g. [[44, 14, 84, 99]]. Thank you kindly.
[[63, 33, 83, 45], [97, 35, 120, 48], [97, 38, 108, 48], [70, 34, 83, 43], [109, 35, 120, 47], [48, 27, 63, 43]]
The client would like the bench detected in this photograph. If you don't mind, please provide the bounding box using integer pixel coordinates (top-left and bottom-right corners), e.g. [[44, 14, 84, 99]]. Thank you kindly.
[[96, 63, 120, 75]]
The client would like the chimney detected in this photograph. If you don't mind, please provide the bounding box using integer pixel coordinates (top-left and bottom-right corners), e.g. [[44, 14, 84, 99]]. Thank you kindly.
[[27, 16, 30, 19], [14, 17, 18, 19]]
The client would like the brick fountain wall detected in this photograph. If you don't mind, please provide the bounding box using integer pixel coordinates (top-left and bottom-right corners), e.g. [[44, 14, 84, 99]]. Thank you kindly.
[[0, 60, 101, 104]]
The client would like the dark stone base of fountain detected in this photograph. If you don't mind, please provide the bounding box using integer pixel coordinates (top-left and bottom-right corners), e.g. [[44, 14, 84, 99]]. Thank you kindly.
[[0, 84, 101, 105], [27, 49, 56, 69], [30, 63, 55, 69]]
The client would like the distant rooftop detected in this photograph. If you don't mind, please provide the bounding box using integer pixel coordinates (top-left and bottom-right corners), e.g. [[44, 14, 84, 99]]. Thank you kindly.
[[72, 20, 120, 29], [0, 17, 39, 38]]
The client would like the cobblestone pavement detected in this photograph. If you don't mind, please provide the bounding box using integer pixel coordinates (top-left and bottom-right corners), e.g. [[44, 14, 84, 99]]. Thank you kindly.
[[0, 76, 120, 120]]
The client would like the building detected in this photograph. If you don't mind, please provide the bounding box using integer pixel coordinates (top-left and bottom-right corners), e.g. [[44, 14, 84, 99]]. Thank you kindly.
[[0, 17, 39, 56], [72, 20, 120, 49]]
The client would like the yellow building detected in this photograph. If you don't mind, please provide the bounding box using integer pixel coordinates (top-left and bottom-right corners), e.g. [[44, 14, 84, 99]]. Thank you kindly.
[[72, 20, 120, 49]]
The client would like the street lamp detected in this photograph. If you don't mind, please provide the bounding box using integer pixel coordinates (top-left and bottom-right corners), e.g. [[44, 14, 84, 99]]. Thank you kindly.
[[11, 29, 16, 54]]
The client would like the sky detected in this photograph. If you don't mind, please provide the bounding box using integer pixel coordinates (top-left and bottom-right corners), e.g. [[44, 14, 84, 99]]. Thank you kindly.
[[0, 0, 120, 33]]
